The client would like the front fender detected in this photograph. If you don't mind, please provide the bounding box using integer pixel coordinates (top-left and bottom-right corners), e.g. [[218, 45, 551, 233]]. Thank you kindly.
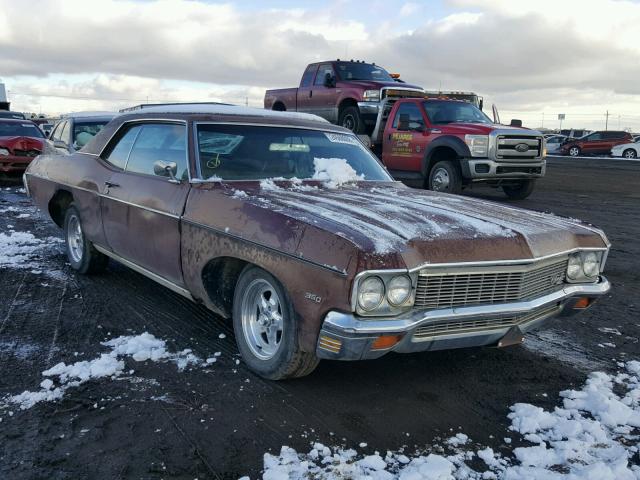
[[422, 136, 471, 177]]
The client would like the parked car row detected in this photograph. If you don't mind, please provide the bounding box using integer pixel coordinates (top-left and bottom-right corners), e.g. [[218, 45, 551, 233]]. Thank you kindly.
[[23, 103, 612, 379]]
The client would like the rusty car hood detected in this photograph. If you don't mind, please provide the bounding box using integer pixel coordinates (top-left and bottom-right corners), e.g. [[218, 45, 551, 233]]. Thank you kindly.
[[207, 181, 608, 272], [0, 135, 45, 152]]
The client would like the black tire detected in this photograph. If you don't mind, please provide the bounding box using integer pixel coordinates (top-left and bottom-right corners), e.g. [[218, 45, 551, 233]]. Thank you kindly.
[[568, 146, 581, 157], [502, 180, 536, 200], [622, 148, 637, 159], [232, 266, 319, 380], [338, 106, 365, 134], [63, 204, 109, 274], [427, 160, 462, 195]]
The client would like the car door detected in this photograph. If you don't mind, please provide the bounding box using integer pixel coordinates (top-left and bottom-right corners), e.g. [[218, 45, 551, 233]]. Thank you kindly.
[[381, 102, 430, 173], [581, 132, 604, 154], [307, 63, 337, 122], [296, 64, 317, 113], [100, 121, 191, 286]]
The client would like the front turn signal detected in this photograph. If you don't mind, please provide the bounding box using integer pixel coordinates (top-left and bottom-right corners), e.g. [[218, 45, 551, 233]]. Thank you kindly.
[[371, 334, 403, 351]]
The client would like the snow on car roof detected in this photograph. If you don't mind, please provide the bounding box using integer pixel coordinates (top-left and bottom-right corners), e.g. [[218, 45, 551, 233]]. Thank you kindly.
[[135, 103, 330, 123]]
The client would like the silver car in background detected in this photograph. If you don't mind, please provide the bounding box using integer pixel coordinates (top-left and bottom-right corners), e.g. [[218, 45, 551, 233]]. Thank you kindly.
[[48, 111, 116, 154], [544, 134, 568, 154]]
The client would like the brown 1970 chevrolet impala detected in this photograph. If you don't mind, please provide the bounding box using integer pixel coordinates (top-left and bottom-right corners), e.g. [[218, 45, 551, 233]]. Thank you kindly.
[[24, 104, 611, 380]]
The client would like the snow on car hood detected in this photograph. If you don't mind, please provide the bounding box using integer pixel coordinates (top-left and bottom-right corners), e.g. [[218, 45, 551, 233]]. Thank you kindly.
[[246, 182, 608, 268]]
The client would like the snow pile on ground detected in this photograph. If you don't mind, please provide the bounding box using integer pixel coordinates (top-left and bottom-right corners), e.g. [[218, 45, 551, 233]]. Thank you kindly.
[[260, 361, 640, 479], [312, 158, 363, 187], [2, 333, 206, 411], [0, 231, 60, 268]]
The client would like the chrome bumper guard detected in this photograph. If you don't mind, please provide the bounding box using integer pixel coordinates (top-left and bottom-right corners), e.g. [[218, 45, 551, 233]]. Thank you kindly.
[[467, 159, 546, 179], [316, 277, 610, 360]]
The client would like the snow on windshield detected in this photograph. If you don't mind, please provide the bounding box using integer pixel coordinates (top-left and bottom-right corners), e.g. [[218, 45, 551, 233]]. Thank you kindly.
[[312, 157, 364, 187]]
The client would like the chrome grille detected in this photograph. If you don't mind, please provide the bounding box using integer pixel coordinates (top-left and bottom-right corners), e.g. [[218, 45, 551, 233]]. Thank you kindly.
[[496, 135, 542, 161], [415, 259, 568, 309], [413, 304, 561, 339]]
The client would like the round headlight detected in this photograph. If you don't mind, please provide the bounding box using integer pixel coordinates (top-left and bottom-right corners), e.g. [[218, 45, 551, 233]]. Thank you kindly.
[[387, 275, 412, 306], [358, 276, 385, 311], [567, 254, 582, 280], [583, 252, 599, 277], [0, 147, 9, 156]]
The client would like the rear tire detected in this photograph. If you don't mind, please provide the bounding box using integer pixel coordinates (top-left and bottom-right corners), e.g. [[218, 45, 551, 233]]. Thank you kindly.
[[232, 266, 319, 380], [427, 160, 462, 195], [502, 180, 536, 200], [339, 106, 365, 134], [63, 204, 109, 274], [623, 148, 637, 159]]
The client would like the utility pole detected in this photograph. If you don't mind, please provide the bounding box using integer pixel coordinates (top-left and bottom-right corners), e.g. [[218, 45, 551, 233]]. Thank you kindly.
[[605, 110, 609, 131], [541, 112, 545, 129]]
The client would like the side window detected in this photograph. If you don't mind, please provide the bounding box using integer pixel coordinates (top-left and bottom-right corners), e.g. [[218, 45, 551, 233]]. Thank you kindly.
[[588, 133, 602, 141], [125, 124, 187, 179], [52, 121, 65, 141], [300, 65, 317, 88], [392, 103, 425, 130], [60, 121, 72, 145], [104, 125, 142, 169], [314, 64, 334, 86]]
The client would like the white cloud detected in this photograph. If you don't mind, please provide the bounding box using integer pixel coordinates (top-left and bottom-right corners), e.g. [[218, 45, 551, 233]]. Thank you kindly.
[[0, 0, 639, 129]]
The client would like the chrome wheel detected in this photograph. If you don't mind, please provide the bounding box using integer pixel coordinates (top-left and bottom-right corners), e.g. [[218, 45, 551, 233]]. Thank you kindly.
[[431, 167, 450, 191], [569, 147, 580, 157], [67, 214, 84, 263], [623, 149, 637, 159], [240, 278, 284, 360]]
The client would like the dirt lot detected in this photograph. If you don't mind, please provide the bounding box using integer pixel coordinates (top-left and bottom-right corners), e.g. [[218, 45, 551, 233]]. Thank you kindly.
[[1, 158, 638, 479]]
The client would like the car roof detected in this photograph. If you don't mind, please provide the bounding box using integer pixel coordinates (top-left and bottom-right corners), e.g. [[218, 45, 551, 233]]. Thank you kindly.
[[132, 103, 329, 123], [60, 111, 118, 120]]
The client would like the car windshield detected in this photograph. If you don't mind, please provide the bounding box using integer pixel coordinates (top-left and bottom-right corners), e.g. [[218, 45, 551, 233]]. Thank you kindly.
[[196, 125, 392, 182], [0, 121, 44, 138], [73, 121, 109, 147], [423, 100, 493, 125], [335, 62, 394, 82]]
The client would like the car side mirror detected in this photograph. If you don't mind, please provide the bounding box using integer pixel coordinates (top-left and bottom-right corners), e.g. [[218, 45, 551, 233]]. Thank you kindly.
[[397, 113, 410, 131], [53, 140, 67, 149], [323, 72, 336, 88], [153, 160, 179, 183], [510, 119, 523, 127]]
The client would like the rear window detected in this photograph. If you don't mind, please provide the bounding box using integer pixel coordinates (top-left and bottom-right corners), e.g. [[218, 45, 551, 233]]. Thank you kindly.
[[0, 121, 44, 138], [196, 124, 391, 181]]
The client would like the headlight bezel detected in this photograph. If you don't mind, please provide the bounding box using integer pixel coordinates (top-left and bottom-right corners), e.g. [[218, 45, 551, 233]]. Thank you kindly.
[[353, 271, 417, 316], [362, 89, 381, 102], [464, 134, 489, 157], [566, 251, 604, 283]]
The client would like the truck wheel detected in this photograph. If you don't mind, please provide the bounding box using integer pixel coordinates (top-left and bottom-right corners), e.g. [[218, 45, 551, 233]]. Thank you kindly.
[[623, 148, 637, 159], [339, 106, 365, 134], [427, 161, 462, 194], [503, 180, 536, 200], [233, 266, 319, 380], [568, 146, 581, 157], [63, 204, 109, 274]]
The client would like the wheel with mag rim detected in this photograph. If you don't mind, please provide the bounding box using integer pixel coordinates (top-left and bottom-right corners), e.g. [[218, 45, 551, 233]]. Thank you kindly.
[[63, 204, 108, 274], [232, 266, 319, 380], [622, 148, 637, 159], [568, 146, 581, 157]]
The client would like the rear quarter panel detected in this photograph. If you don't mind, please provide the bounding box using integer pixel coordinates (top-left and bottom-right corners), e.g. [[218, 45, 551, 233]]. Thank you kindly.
[[264, 88, 298, 111]]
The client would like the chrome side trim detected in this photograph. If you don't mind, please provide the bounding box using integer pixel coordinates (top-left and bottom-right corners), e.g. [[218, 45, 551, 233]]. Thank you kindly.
[[182, 218, 348, 276], [93, 244, 193, 299], [25, 173, 181, 219]]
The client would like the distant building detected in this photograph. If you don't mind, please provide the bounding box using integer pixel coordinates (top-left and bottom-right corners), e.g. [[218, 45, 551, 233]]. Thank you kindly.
[[0, 81, 10, 111]]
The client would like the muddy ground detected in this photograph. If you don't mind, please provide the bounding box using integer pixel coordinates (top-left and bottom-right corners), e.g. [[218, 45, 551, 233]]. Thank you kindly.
[[1, 157, 638, 479]]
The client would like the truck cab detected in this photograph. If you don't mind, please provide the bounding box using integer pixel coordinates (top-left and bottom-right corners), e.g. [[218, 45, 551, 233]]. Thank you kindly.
[[372, 97, 546, 199]]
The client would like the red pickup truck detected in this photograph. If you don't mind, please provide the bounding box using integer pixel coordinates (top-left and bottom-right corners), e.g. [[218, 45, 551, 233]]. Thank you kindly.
[[371, 96, 546, 199], [264, 60, 423, 134]]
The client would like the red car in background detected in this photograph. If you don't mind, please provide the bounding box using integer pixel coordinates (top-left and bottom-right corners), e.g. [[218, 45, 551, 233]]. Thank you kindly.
[[559, 130, 633, 157], [0, 118, 46, 176]]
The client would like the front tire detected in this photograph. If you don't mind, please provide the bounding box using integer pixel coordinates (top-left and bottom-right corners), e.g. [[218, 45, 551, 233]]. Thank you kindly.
[[232, 266, 319, 380], [63, 204, 109, 274], [339, 106, 365, 134], [503, 180, 536, 200], [568, 146, 581, 157], [623, 148, 637, 159], [427, 160, 462, 194]]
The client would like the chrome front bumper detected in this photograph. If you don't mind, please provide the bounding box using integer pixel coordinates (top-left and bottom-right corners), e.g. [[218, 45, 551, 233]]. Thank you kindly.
[[316, 277, 610, 360], [466, 159, 546, 179]]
